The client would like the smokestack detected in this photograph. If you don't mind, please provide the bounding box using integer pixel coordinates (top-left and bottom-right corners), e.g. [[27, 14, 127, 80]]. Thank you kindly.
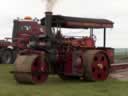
[[45, 12, 53, 38]]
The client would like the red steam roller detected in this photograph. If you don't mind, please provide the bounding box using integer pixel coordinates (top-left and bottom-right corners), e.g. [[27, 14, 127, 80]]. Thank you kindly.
[[13, 12, 115, 84]]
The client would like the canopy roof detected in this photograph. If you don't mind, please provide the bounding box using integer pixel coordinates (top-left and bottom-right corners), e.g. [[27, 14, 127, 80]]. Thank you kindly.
[[41, 15, 114, 29]]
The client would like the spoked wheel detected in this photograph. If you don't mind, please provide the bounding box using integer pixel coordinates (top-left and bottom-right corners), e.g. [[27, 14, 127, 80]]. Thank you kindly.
[[14, 53, 48, 84], [83, 50, 110, 81], [31, 56, 48, 84]]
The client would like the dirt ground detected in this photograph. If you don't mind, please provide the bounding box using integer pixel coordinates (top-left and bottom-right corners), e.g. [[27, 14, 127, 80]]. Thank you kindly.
[[109, 68, 128, 81]]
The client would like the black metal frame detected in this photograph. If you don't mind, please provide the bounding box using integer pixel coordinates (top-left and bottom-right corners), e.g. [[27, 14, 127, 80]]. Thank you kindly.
[[90, 28, 93, 38], [103, 28, 106, 47], [89, 28, 106, 47]]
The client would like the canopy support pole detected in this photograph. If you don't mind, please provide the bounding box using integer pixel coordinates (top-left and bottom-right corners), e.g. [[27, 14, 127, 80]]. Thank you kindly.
[[103, 28, 106, 47]]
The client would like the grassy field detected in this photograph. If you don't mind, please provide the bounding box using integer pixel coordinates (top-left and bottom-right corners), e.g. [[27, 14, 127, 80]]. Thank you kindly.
[[0, 64, 127, 96]]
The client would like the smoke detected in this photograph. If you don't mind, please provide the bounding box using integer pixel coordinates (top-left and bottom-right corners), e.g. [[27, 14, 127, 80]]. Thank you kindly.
[[42, 0, 58, 11]]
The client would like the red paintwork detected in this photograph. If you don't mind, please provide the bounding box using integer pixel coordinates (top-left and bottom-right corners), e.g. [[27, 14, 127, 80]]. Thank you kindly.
[[105, 49, 114, 64], [63, 37, 95, 47], [15, 21, 44, 49], [64, 49, 73, 75], [66, 21, 113, 28], [80, 37, 95, 47], [31, 55, 48, 84], [91, 52, 109, 80], [0, 19, 45, 50]]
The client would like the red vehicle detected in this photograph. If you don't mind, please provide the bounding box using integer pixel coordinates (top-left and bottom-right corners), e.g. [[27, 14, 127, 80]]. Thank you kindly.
[[0, 17, 43, 64], [13, 12, 114, 84]]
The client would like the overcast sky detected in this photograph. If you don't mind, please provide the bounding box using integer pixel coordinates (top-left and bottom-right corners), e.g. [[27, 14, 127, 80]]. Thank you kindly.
[[0, 0, 128, 48]]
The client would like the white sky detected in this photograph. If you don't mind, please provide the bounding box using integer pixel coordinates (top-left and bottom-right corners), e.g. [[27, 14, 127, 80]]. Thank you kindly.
[[0, 0, 128, 48]]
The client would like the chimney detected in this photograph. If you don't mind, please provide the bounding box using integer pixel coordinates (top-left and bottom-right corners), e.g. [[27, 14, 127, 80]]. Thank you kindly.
[[45, 11, 53, 38]]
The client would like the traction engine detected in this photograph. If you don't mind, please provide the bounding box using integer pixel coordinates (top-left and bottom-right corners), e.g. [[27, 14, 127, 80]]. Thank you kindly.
[[13, 12, 114, 84]]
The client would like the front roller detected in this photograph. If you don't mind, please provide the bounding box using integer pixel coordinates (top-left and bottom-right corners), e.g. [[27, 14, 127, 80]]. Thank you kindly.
[[83, 50, 110, 81], [14, 52, 48, 84]]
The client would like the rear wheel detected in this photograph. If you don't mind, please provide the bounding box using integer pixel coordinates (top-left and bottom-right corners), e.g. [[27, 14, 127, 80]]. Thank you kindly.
[[1, 49, 14, 64], [83, 50, 110, 81]]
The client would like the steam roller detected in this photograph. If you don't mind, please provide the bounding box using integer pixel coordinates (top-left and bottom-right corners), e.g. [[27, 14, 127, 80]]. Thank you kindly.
[[14, 52, 48, 84], [12, 12, 116, 84]]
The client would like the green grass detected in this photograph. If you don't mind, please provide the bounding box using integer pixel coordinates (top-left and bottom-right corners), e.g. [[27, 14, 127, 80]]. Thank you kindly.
[[0, 64, 128, 96]]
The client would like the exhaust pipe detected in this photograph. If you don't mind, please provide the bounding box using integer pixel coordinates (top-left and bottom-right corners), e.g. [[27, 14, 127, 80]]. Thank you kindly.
[[45, 12, 53, 39], [45, 12, 57, 73]]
